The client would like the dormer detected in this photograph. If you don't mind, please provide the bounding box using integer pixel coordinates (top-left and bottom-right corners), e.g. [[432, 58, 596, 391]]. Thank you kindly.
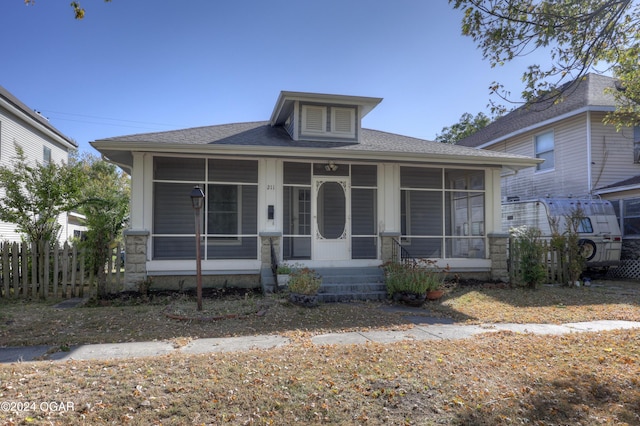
[[269, 91, 382, 143]]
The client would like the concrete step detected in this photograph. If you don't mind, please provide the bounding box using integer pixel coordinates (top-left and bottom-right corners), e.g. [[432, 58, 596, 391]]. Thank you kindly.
[[318, 290, 387, 303], [314, 267, 384, 284], [263, 266, 389, 302], [316, 267, 387, 302], [318, 282, 386, 293]]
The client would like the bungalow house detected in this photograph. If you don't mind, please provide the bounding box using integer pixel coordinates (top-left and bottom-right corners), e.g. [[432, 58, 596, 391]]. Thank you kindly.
[[91, 91, 539, 298], [0, 84, 82, 243], [457, 73, 640, 266]]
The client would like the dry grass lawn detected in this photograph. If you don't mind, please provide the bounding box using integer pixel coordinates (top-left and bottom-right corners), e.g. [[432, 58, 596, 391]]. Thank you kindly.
[[0, 278, 639, 425]]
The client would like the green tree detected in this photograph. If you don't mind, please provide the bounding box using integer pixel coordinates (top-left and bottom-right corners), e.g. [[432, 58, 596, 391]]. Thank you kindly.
[[450, 0, 640, 127], [435, 111, 492, 143], [72, 152, 130, 297], [24, 0, 112, 20], [0, 144, 86, 245]]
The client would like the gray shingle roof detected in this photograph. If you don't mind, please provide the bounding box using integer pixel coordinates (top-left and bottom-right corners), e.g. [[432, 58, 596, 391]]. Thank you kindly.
[[0, 84, 77, 148], [457, 73, 618, 148], [93, 120, 536, 163], [597, 174, 640, 191]]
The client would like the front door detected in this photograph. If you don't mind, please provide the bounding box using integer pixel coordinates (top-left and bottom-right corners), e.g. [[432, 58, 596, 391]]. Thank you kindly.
[[313, 177, 350, 260]]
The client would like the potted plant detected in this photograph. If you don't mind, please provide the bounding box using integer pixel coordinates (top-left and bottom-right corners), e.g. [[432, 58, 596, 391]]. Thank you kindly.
[[383, 259, 447, 306], [287, 266, 322, 307], [276, 263, 293, 287]]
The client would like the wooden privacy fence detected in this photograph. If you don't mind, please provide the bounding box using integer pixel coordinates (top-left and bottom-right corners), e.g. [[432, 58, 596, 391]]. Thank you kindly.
[[508, 238, 570, 285], [0, 241, 123, 300]]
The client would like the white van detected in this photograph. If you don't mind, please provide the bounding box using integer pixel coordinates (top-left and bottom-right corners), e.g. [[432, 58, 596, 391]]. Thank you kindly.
[[502, 198, 621, 269]]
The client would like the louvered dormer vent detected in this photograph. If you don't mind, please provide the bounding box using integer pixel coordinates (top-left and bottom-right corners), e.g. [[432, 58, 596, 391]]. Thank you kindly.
[[301, 105, 327, 135]]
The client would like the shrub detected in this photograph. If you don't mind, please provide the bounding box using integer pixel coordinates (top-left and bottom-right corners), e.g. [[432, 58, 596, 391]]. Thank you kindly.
[[382, 259, 447, 296], [510, 226, 547, 289], [287, 267, 321, 295], [549, 208, 588, 286], [276, 263, 293, 274]]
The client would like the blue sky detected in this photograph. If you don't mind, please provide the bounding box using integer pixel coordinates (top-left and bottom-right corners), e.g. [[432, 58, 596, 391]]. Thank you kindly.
[[1, 1, 547, 154]]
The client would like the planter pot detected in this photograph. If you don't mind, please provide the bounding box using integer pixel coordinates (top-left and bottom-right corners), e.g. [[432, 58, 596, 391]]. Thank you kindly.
[[426, 289, 444, 300], [289, 292, 319, 307], [393, 291, 427, 307], [277, 274, 290, 287]]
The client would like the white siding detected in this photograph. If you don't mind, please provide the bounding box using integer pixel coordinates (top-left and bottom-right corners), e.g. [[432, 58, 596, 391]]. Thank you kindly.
[[0, 104, 73, 243], [589, 111, 640, 191], [494, 114, 590, 199]]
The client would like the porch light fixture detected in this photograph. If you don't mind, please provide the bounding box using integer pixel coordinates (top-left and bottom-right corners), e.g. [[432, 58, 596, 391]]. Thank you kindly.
[[325, 161, 338, 172], [190, 185, 205, 311]]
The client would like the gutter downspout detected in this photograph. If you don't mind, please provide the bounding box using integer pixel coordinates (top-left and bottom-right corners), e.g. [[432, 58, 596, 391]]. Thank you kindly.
[[586, 111, 593, 195]]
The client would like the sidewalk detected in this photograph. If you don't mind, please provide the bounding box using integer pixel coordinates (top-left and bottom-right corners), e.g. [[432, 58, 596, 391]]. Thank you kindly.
[[2, 318, 639, 363]]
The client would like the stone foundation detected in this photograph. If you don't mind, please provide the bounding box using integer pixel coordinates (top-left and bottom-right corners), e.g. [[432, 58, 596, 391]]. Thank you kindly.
[[147, 274, 260, 291]]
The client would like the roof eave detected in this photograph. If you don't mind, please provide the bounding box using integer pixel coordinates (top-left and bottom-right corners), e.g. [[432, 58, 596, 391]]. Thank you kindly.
[[90, 141, 541, 172], [0, 93, 77, 150], [473, 105, 616, 149]]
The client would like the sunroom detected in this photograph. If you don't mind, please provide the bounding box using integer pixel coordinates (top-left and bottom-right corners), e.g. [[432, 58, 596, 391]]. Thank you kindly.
[[90, 90, 540, 292]]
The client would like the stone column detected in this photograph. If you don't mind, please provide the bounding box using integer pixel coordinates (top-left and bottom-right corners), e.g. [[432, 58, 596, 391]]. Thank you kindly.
[[488, 232, 509, 283], [259, 232, 282, 293], [380, 232, 401, 264], [123, 229, 149, 291]]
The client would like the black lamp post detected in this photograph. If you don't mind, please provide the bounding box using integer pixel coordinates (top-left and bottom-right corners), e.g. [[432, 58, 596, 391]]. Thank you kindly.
[[190, 185, 205, 311]]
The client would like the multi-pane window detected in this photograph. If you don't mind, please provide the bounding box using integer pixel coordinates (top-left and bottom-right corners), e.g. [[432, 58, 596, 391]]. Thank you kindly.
[[401, 167, 486, 259], [535, 130, 554, 171], [351, 165, 377, 259], [618, 198, 640, 237], [208, 185, 239, 240], [283, 162, 312, 260], [152, 156, 258, 260], [43, 146, 51, 166]]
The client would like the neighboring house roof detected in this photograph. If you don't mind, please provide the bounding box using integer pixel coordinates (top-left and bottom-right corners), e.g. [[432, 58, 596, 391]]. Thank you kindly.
[[596, 174, 640, 194], [0, 84, 77, 149], [92, 120, 541, 172], [457, 73, 618, 148]]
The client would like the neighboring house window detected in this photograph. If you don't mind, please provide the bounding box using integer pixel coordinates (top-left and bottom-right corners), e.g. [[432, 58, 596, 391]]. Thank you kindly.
[[43, 146, 51, 166], [621, 198, 640, 237], [301, 105, 326, 135], [535, 131, 554, 171]]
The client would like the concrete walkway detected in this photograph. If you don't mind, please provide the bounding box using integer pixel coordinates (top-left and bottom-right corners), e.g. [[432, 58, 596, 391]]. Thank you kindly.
[[2, 319, 639, 363]]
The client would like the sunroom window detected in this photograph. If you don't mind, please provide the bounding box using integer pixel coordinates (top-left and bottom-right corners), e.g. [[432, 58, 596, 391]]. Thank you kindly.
[[152, 157, 258, 260], [400, 167, 486, 259]]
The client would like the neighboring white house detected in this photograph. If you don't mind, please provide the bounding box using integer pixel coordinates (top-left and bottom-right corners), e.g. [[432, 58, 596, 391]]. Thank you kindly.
[[457, 73, 640, 262], [0, 84, 81, 243], [91, 91, 540, 295]]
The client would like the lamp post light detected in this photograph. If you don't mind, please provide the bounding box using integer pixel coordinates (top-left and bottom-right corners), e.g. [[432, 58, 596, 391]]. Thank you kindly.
[[190, 185, 205, 311]]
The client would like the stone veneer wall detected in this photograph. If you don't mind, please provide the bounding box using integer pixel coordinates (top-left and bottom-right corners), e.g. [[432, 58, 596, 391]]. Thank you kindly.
[[488, 232, 509, 283], [123, 230, 149, 291]]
